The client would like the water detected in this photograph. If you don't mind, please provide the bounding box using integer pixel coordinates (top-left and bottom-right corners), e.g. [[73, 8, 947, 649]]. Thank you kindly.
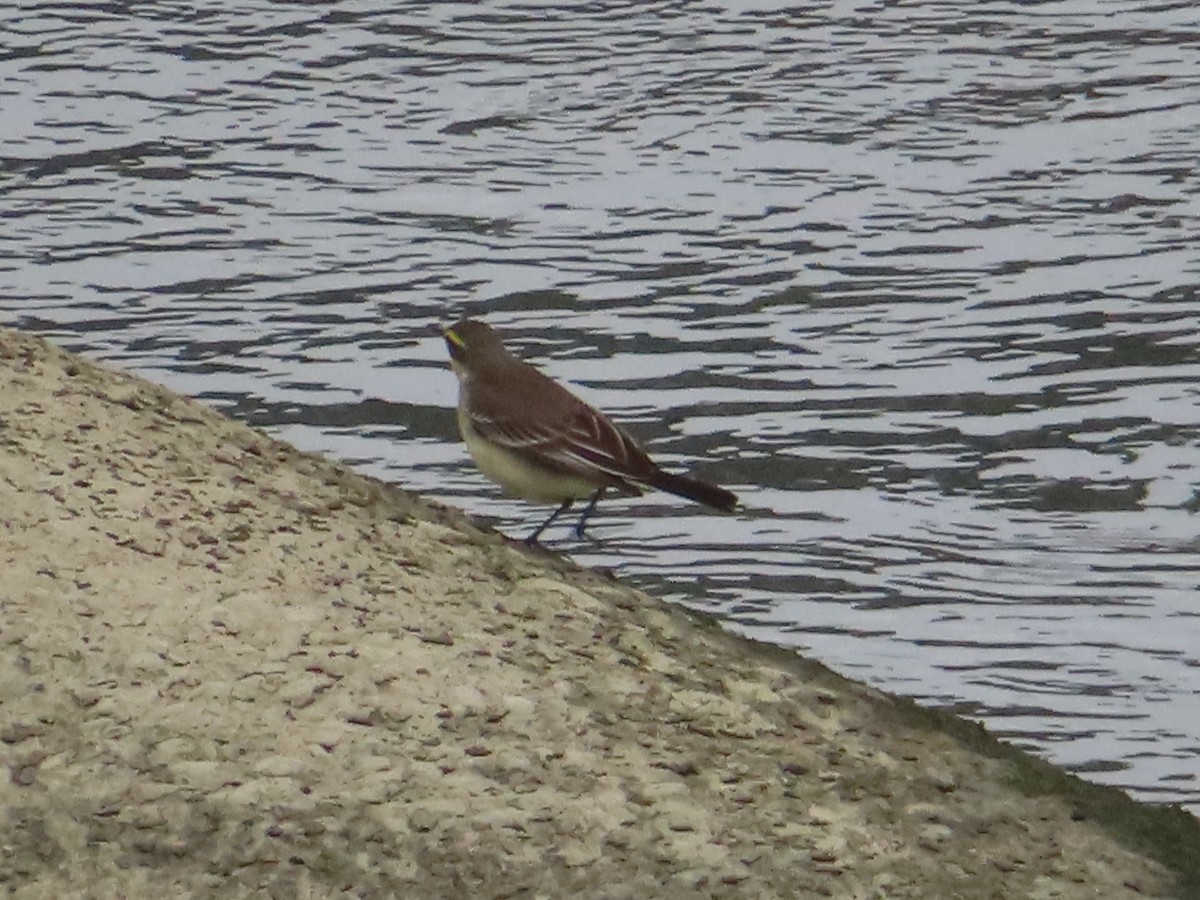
[[2, 0, 1199, 812]]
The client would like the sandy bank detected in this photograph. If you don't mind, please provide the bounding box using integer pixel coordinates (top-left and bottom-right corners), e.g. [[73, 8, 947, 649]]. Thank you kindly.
[[1, 326, 1197, 899]]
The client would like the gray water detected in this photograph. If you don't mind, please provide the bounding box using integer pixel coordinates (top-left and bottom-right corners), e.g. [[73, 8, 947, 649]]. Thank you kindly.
[[3, 0, 1199, 812]]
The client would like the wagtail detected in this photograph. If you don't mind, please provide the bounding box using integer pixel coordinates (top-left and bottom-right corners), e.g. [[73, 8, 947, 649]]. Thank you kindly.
[[442, 318, 738, 543]]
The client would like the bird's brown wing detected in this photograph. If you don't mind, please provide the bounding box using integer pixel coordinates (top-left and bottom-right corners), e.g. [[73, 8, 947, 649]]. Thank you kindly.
[[467, 403, 653, 496]]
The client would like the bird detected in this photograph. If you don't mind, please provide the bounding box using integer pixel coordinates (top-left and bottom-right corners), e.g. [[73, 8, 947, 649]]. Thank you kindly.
[[442, 317, 738, 543]]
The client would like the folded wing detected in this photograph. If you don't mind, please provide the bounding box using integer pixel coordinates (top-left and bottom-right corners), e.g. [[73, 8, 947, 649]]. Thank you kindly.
[[468, 404, 653, 495]]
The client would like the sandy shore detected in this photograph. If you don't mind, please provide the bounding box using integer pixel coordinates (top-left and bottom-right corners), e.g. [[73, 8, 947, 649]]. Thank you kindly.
[[1, 325, 1197, 899]]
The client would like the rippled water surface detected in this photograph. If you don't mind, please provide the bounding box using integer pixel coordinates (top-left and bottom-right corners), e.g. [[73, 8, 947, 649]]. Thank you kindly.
[[3, 0, 1199, 811]]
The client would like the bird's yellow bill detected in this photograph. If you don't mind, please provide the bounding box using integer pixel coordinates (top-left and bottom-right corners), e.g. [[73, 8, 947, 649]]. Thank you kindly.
[[443, 325, 467, 350]]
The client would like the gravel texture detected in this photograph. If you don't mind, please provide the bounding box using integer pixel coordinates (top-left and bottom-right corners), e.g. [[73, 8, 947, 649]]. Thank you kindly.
[[1, 326, 1195, 899]]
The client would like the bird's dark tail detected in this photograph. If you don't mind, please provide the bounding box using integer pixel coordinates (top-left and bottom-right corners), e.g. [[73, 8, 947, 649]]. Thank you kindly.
[[647, 469, 738, 512]]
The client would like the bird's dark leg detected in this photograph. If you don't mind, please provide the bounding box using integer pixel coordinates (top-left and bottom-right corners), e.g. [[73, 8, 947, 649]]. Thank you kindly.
[[526, 498, 573, 545], [572, 488, 605, 539]]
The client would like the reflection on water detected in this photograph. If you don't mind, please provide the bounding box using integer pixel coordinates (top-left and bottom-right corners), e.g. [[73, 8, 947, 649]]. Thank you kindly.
[[2, 0, 1199, 811]]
